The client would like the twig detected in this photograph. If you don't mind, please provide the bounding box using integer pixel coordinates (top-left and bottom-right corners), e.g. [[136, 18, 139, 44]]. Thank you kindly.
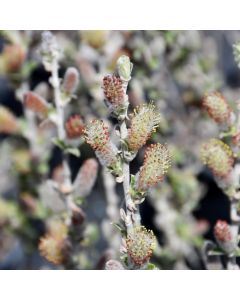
[[102, 168, 121, 250], [50, 57, 76, 222], [119, 81, 141, 233]]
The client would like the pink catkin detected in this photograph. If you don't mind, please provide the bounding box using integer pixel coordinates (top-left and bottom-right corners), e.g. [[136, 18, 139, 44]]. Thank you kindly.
[[84, 119, 122, 176], [103, 75, 125, 107], [0, 106, 18, 134], [62, 67, 79, 95], [202, 92, 232, 124], [74, 158, 98, 198], [24, 91, 49, 116], [65, 115, 85, 139], [214, 220, 232, 242]]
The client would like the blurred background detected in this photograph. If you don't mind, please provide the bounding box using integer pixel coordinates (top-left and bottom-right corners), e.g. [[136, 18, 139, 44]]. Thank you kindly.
[[0, 30, 240, 269]]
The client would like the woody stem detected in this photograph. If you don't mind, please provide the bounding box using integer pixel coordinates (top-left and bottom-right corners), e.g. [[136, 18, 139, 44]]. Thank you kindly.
[[51, 57, 76, 221], [120, 81, 141, 234]]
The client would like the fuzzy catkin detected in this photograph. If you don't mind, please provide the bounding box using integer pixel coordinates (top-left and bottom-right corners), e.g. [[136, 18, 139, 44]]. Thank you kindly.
[[201, 138, 234, 177], [126, 226, 156, 266], [127, 103, 161, 152], [202, 92, 232, 124], [136, 143, 171, 193]]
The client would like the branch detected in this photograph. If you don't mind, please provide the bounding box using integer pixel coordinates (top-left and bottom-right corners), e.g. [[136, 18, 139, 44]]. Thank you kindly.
[[50, 57, 77, 222]]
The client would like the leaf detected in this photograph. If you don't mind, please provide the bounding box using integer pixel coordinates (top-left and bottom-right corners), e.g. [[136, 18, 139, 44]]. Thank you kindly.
[[65, 147, 80, 157], [120, 254, 129, 268], [234, 248, 240, 257], [74, 196, 84, 206], [37, 162, 48, 175], [21, 61, 37, 78], [112, 222, 124, 231], [52, 139, 81, 157], [209, 247, 240, 257], [208, 249, 224, 256], [219, 126, 237, 139], [52, 138, 67, 150], [112, 222, 127, 236], [130, 174, 136, 186], [146, 263, 157, 270], [117, 55, 132, 81]]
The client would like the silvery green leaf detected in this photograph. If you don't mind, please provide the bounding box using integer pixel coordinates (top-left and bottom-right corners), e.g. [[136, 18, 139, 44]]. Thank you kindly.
[[52, 137, 66, 149], [117, 55, 133, 81], [233, 42, 240, 68], [120, 208, 127, 221], [202, 241, 223, 270], [234, 248, 240, 257], [65, 147, 80, 157], [146, 263, 158, 270], [112, 222, 124, 232]]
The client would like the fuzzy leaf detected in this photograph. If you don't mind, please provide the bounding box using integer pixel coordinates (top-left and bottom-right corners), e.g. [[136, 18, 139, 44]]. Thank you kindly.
[[52, 138, 67, 150], [65, 147, 80, 157], [208, 248, 224, 256], [234, 248, 240, 257], [112, 222, 127, 236], [146, 263, 157, 270]]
